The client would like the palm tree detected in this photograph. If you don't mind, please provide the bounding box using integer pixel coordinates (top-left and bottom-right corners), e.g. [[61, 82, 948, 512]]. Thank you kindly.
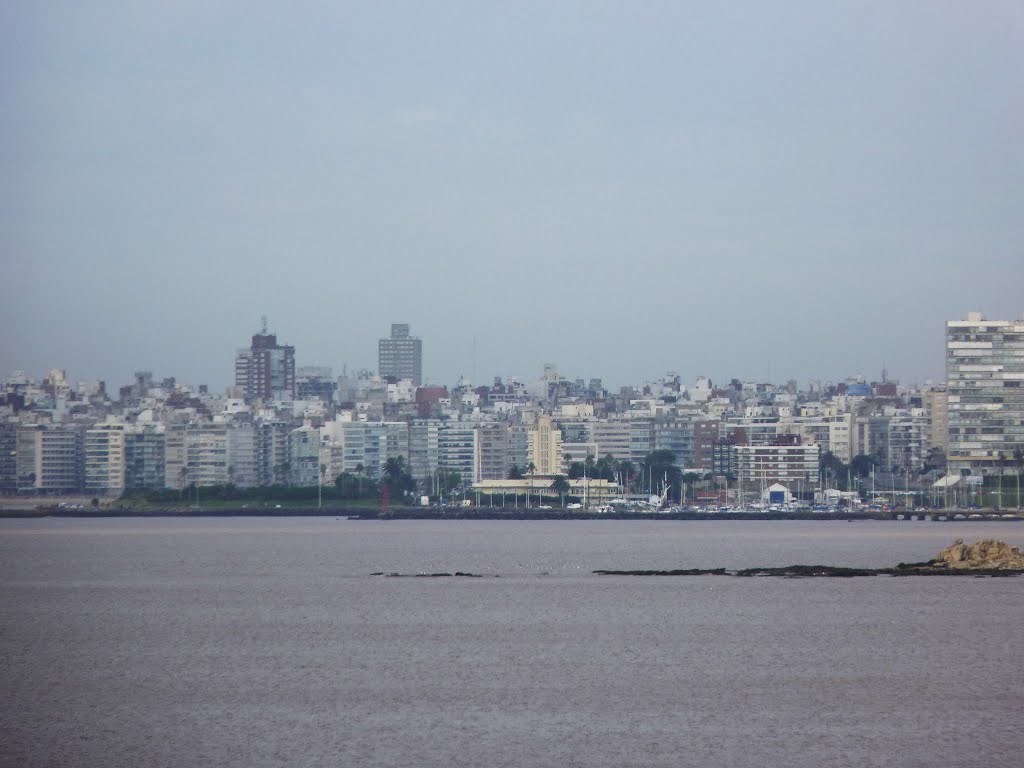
[[383, 456, 406, 484], [355, 463, 365, 498], [550, 475, 570, 507], [383, 457, 409, 503], [526, 462, 537, 507]]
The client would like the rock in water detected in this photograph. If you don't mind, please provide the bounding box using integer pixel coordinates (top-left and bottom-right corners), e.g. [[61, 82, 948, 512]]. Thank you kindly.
[[934, 539, 1024, 570]]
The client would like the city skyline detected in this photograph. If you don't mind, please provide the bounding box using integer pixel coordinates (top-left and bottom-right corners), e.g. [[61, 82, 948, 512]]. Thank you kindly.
[[0, 311, 974, 394], [3, 4, 1022, 387], [3, 310, 1019, 501], [0, 309, 1012, 393]]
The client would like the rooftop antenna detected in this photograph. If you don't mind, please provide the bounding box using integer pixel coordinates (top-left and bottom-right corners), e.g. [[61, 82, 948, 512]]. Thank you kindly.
[[261, 315, 268, 334]]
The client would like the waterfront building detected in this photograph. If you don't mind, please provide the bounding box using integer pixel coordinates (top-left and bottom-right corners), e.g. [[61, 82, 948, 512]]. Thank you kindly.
[[333, 421, 407, 481], [691, 420, 720, 471], [408, 419, 440, 483], [506, 426, 530, 475], [255, 420, 291, 486], [922, 386, 949, 454], [439, 421, 477, 486], [779, 411, 853, 463], [561, 440, 600, 470], [471, 477, 622, 505], [652, 420, 695, 468], [475, 422, 510, 482], [123, 425, 166, 490], [226, 425, 258, 487], [946, 312, 1024, 474], [165, 423, 259, 489], [527, 415, 563, 476], [720, 410, 780, 447], [733, 440, 820, 493], [339, 422, 372, 479], [185, 424, 229, 487], [378, 323, 422, 386], [383, 421, 410, 466], [85, 422, 126, 495], [289, 426, 320, 487], [628, 420, 655, 464], [0, 423, 17, 493], [884, 410, 927, 473], [16, 424, 85, 494], [589, 420, 632, 464], [712, 440, 735, 477]]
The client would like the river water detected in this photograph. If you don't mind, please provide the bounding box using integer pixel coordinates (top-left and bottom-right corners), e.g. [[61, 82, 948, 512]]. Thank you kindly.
[[2, 518, 1021, 768]]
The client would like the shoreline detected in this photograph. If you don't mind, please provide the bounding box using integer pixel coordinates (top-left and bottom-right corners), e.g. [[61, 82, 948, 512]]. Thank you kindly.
[[3, 506, 1022, 522]]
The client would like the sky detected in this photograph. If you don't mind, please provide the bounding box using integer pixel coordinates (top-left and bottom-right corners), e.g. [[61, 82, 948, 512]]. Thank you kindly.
[[2, 1, 1022, 391]]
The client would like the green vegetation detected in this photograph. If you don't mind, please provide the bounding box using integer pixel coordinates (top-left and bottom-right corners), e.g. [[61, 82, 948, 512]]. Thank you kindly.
[[550, 475, 570, 506]]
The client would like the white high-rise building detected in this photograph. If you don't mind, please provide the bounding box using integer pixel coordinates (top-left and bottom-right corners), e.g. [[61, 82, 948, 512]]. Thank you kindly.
[[85, 422, 126, 495], [946, 312, 1024, 474]]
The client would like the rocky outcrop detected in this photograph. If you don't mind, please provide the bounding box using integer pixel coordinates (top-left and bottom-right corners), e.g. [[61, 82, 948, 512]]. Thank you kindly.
[[592, 540, 1024, 578], [933, 539, 1024, 570]]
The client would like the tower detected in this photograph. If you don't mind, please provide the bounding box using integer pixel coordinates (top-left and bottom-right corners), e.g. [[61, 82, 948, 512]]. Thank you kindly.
[[378, 323, 422, 385], [946, 312, 1024, 474], [235, 319, 296, 400]]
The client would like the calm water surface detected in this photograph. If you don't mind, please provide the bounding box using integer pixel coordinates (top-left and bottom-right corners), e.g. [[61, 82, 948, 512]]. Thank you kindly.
[[2, 518, 1022, 768]]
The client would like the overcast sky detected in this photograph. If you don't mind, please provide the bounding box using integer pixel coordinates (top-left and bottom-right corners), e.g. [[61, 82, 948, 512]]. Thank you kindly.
[[2, 1, 1022, 391]]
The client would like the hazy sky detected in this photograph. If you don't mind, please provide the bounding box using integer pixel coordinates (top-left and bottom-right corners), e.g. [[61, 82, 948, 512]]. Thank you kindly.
[[2, 1, 1022, 391]]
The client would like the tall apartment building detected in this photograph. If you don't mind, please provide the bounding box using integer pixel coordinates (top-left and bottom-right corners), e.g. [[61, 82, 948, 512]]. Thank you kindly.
[[733, 441, 820, 491], [289, 426, 321, 487], [946, 312, 1024, 474], [85, 422, 127, 495], [235, 320, 296, 401], [331, 421, 408, 481], [378, 323, 422, 385], [166, 423, 253, 488], [922, 386, 949, 454], [475, 422, 510, 482], [16, 424, 85, 494], [527, 415, 563, 476], [507, 426, 530, 475], [589, 420, 632, 464], [0, 423, 17, 493], [296, 366, 336, 402], [439, 422, 477, 485], [124, 425, 166, 490], [252, 421, 290, 486], [408, 419, 440, 482]]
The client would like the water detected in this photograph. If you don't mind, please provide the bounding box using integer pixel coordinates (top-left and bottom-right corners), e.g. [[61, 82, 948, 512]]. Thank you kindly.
[[2, 518, 1022, 768]]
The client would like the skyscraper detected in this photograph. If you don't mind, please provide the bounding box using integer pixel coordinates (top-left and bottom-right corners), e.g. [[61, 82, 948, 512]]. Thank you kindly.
[[378, 323, 422, 385], [946, 312, 1024, 474], [235, 319, 296, 401]]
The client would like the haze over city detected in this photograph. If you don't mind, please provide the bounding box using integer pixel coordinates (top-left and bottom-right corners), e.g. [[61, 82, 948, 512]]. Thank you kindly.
[[2, 2, 1022, 388]]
